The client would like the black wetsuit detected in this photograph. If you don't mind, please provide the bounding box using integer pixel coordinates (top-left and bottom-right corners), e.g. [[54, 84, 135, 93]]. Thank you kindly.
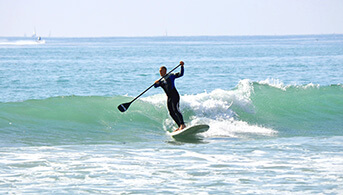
[[154, 66, 184, 127]]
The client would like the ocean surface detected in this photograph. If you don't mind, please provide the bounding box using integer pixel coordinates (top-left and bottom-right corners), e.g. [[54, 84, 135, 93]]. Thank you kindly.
[[0, 35, 343, 194]]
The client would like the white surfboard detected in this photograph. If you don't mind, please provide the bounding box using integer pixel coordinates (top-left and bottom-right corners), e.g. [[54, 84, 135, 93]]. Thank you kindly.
[[170, 124, 210, 139]]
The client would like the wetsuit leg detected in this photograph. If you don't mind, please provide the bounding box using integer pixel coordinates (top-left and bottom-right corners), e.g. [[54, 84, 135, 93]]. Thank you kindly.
[[167, 95, 184, 127]]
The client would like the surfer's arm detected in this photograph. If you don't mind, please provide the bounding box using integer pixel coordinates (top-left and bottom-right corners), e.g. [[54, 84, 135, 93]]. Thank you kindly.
[[154, 80, 160, 88], [154, 79, 166, 88], [175, 65, 184, 78]]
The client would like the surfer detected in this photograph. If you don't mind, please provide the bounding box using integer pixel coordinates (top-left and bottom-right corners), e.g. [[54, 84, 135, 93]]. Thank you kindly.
[[154, 61, 186, 132]]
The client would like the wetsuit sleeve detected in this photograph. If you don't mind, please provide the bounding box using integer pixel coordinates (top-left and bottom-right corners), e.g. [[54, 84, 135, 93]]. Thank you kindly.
[[154, 82, 160, 88], [154, 80, 166, 88], [174, 65, 184, 78]]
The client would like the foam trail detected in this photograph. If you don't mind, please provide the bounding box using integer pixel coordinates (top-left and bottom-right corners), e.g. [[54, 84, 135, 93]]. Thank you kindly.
[[0, 40, 46, 45]]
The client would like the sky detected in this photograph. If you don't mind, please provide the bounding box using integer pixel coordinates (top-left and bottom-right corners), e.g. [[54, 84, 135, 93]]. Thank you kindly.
[[1, 0, 343, 37]]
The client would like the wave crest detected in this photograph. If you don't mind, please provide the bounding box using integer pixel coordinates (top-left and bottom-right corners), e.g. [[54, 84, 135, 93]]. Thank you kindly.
[[1, 79, 342, 145]]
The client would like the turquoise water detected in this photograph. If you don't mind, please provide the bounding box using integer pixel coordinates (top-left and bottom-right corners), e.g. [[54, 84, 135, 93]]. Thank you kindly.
[[0, 35, 343, 194]]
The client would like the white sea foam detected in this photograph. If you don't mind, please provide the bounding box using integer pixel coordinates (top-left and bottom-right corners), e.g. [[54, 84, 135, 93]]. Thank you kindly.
[[302, 82, 320, 89], [143, 79, 277, 138], [258, 78, 287, 90], [257, 78, 321, 90], [0, 40, 46, 45]]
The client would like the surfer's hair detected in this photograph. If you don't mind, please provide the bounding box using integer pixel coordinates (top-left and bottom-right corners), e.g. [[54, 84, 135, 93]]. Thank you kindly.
[[160, 66, 167, 71]]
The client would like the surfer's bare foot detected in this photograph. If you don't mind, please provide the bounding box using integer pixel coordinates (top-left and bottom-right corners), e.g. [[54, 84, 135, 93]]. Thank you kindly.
[[173, 125, 186, 132]]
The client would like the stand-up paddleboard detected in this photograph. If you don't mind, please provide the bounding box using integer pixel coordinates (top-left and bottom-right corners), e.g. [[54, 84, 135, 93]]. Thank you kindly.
[[170, 124, 209, 139]]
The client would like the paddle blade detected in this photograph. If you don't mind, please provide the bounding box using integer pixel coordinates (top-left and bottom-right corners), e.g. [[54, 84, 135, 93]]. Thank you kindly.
[[117, 102, 131, 112]]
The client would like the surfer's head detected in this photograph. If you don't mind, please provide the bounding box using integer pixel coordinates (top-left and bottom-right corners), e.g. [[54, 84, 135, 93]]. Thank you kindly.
[[159, 66, 167, 76]]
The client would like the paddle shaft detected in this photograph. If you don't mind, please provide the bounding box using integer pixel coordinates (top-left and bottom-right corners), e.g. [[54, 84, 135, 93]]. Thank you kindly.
[[122, 63, 182, 108]]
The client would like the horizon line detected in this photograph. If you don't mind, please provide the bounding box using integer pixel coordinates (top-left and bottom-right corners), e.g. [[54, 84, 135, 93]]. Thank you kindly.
[[1, 33, 343, 39]]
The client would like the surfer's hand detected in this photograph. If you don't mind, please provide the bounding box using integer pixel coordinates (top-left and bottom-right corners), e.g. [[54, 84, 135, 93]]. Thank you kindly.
[[180, 61, 184, 66], [155, 80, 159, 84]]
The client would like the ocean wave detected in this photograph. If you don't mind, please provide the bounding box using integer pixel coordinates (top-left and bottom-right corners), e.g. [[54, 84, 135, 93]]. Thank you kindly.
[[1, 80, 342, 145], [242, 79, 343, 136], [141, 79, 343, 138]]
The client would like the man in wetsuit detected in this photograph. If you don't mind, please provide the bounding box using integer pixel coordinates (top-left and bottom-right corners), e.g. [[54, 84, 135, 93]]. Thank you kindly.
[[154, 61, 186, 131]]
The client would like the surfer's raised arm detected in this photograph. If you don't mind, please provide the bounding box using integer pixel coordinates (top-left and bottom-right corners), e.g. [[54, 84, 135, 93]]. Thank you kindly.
[[175, 61, 184, 78]]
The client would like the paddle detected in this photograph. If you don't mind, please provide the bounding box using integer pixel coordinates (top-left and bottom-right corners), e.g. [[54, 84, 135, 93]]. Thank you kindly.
[[117, 63, 182, 112]]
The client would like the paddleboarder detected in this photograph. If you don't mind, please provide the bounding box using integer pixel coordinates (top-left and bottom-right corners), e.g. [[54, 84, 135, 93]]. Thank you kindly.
[[154, 61, 186, 131]]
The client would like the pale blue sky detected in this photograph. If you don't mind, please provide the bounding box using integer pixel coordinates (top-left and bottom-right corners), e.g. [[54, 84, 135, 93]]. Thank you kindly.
[[1, 0, 342, 37]]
